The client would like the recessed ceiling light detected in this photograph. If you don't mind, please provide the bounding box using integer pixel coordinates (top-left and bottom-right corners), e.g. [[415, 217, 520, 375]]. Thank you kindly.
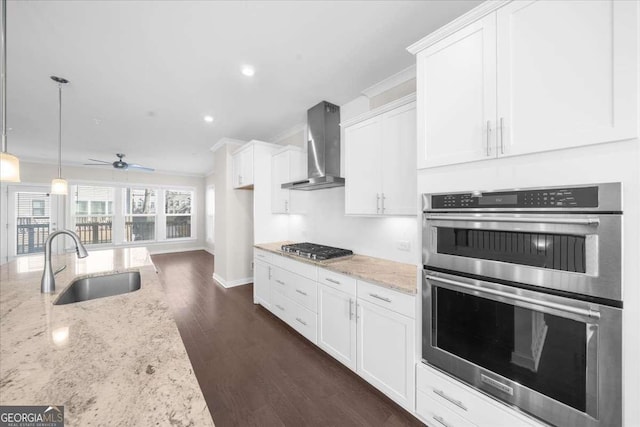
[[241, 65, 255, 77], [203, 115, 214, 123]]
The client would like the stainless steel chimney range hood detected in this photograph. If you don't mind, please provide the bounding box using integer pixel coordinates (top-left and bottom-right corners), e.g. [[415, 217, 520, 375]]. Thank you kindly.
[[282, 101, 344, 191]]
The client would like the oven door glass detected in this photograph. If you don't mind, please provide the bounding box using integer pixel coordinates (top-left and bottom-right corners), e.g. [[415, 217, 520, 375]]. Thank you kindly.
[[432, 285, 588, 412], [436, 227, 586, 272]]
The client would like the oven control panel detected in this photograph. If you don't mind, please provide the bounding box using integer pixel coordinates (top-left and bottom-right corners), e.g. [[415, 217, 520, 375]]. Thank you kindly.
[[431, 186, 599, 209]]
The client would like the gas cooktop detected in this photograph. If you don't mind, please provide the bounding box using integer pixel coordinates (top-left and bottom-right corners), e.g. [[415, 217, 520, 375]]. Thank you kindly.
[[281, 242, 353, 261]]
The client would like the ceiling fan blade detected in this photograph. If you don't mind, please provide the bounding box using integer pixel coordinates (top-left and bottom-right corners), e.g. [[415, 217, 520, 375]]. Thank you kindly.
[[127, 164, 155, 172], [87, 158, 112, 164], [83, 163, 112, 166]]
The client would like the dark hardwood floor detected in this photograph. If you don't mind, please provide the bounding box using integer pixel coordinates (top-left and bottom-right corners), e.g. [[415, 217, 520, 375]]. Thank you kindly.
[[151, 250, 423, 427]]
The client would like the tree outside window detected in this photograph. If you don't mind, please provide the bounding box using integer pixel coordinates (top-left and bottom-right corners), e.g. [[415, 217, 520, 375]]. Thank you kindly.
[[165, 190, 192, 239]]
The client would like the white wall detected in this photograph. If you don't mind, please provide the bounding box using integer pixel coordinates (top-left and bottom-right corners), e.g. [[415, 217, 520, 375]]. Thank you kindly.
[[1, 160, 206, 263], [416, 139, 640, 427]]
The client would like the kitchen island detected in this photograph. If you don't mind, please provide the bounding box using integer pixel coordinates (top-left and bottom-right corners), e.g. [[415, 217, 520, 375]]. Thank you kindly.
[[0, 247, 214, 427]]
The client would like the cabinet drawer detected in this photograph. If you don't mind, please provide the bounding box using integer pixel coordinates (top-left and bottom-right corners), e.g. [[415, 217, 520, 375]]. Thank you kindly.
[[272, 255, 317, 281], [254, 249, 273, 263], [417, 364, 537, 427], [271, 267, 289, 295], [417, 390, 476, 427], [286, 272, 318, 313], [270, 289, 290, 322], [318, 268, 356, 296], [289, 300, 317, 344], [357, 280, 415, 318]]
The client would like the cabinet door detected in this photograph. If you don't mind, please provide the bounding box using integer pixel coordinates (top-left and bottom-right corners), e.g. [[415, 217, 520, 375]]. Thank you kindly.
[[241, 147, 254, 186], [381, 102, 417, 215], [417, 13, 497, 168], [253, 259, 271, 307], [231, 152, 243, 188], [317, 284, 357, 370], [344, 116, 383, 215], [497, 0, 638, 156], [271, 151, 290, 213], [357, 299, 415, 411]]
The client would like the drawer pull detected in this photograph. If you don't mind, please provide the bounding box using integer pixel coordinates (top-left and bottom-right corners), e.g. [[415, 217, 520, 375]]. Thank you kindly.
[[433, 388, 468, 411], [295, 289, 308, 296], [295, 317, 307, 326], [276, 280, 285, 285], [369, 293, 391, 303], [325, 278, 341, 285], [432, 415, 453, 427], [275, 304, 285, 311], [256, 254, 266, 258]]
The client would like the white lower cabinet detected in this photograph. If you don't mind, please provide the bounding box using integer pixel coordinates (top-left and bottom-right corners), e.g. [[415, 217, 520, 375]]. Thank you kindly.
[[416, 364, 541, 427], [317, 283, 357, 370], [253, 259, 271, 308], [356, 297, 415, 412], [253, 252, 417, 416]]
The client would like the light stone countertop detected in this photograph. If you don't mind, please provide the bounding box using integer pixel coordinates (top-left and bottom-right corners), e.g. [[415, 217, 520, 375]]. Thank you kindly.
[[0, 247, 214, 427], [255, 241, 418, 295]]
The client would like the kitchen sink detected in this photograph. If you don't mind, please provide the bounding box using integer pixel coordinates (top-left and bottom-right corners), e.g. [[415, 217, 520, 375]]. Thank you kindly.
[[54, 271, 141, 305]]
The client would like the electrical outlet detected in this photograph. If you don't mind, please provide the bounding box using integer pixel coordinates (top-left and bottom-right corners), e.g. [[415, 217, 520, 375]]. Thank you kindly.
[[397, 240, 410, 251]]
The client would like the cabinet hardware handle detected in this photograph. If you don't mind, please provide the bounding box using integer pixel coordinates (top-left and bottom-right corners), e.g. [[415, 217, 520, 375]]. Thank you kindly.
[[268, 266, 271, 280], [433, 388, 468, 411], [285, 200, 288, 212], [432, 415, 453, 427], [325, 278, 341, 285], [499, 117, 505, 155], [275, 304, 284, 311], [369, 293, 391, 303], [381, 193, 385, 213], [295, 317, 307, 326], [239, 175, 243, 185], [486, 120, 491, 156], [376, 193, 380, 214], [356, 303, 361, 320], [295, 289, 307, 296], [349, 298, 354, 320], [257, 254, 265, 258], [276, 280, 285, 285]]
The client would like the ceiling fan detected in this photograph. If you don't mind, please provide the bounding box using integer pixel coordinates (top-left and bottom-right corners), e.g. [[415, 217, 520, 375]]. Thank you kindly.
[[84, 153, 154, 172]]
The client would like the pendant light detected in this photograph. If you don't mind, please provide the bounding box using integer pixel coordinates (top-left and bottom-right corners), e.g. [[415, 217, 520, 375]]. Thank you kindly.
[[0, 0, 20, 182], [50, 75, 68, 195]]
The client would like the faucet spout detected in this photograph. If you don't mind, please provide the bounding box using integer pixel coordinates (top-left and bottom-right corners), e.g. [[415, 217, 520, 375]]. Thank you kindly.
[[41, 230, 89, 294]]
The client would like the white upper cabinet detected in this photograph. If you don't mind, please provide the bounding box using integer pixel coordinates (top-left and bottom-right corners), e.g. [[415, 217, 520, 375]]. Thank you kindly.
[[416, 14, 497, 169], [271, 146, 306, 214], [496, 0, 639, 156], [231, 144, 255, 189], [344, 116, 383, 215], [411, 0, 638, 168], [344, 96, 417, 216]]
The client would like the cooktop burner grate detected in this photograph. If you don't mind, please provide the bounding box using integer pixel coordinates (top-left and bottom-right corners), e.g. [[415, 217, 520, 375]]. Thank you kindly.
[[281, 242, 353, 261]]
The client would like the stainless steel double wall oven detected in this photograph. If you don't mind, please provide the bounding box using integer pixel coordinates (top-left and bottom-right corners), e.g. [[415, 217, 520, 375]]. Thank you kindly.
[[422, 183, 623, 427]]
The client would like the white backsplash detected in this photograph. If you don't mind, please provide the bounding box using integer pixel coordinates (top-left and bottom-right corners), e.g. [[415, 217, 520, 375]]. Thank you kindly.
[[286, 186, 419, 265]]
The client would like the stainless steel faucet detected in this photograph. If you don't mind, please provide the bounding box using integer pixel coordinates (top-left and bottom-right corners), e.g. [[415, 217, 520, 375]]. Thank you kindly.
[[41, 230, 89, 293]]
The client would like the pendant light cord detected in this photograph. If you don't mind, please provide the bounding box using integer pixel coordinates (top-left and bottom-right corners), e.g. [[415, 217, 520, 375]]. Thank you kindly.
[[57, 83, 62, 178], [1, 0, 8, 154]]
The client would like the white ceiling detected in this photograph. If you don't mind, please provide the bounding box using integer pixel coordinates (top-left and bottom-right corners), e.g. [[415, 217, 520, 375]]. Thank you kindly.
[[5, 0, 481, 176]]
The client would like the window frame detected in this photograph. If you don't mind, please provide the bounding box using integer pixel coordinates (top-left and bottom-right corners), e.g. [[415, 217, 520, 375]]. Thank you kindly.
[[123, 187, 158, 244], [163, 189, 195, 241]]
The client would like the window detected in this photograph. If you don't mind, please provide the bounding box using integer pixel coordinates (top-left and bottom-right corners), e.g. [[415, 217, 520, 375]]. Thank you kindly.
[[124, 188, 156, 242], [72, 185, 114, 245], [165, 190, 192, 239], [32, 200, 45, 217]]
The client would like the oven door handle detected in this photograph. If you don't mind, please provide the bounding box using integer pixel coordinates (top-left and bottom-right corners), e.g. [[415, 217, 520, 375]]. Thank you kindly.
[[425, 215, 600, 226], [425, 274, 601, 319]]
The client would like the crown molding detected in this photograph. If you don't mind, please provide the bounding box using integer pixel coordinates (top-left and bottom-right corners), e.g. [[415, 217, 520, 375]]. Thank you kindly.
[[361, 65, 416, 99], [210, 137, 246, 153], [407, 0, 508, 54], [340, 93, 416, 128]]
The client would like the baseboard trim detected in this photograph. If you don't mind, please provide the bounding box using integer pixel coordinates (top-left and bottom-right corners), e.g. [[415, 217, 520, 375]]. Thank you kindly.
[[212, 273, 252, 288], [203, 247, 215, 256]]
